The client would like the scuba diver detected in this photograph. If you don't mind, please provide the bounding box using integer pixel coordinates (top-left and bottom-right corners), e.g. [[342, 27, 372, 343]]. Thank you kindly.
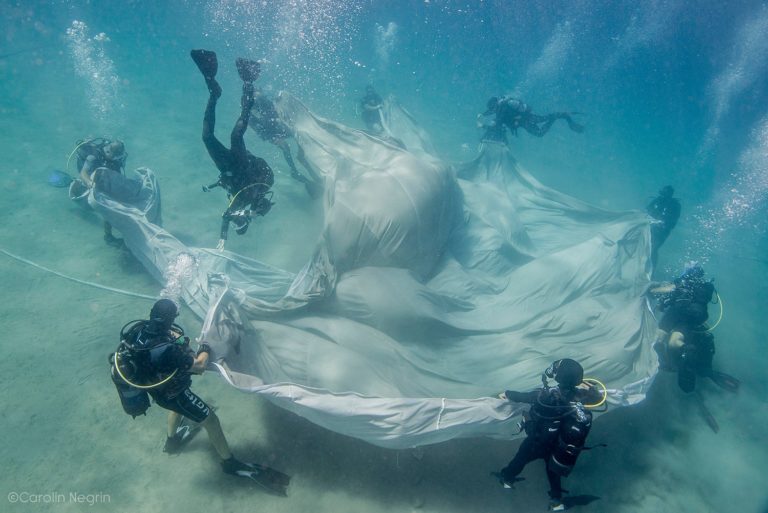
[[69, 137, 129, 247], [360, 85, 384, 134], [248, 88, 322, 198], [191, 49, 275, 251], [109, 299, 291, 495], [356, 85, 407, 149], [494, 359, 602, 512], [646, 185, 681, 268], [73, 137, 127, 179], [649, 263, 739, 394], [479, 96, 584, 142]]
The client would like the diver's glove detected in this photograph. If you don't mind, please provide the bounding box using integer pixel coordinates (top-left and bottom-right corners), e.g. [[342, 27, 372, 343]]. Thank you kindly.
[[202, 185, 210, 192], [216, 239, 226, 251], [196, 343, 212, 357]]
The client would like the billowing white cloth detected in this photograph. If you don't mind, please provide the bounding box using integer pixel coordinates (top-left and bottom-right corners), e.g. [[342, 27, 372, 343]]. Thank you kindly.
[[378, 94, 438, 162], [92, 94, 658, 448]]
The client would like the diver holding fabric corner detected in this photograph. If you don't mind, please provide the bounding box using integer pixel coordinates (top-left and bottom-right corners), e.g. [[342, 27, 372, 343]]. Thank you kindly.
[[191, 49, 275, 251], [649, 264, 739, 395], [67, 137, 163, 247], [109, 299, 291, 495], [68, 137, 132, 247], [494, 359, 604, 512]]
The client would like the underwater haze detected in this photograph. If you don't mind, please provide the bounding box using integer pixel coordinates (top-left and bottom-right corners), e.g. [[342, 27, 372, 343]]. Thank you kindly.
[[1, 1, 768, 513]]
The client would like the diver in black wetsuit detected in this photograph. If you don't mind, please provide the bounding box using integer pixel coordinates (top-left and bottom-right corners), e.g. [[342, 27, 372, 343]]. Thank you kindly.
[[649, 264, 739, 393], [495, 359, 601, 512], [191, 49, 275, 251], [249, 90, 322, 197], [72, 137, 130, 247], [646, 185, 681, 267], [109, 299, 290, 494], [75, 138, 127, 177], [480, 96, 583, 141], [360, 85, 384, 134]]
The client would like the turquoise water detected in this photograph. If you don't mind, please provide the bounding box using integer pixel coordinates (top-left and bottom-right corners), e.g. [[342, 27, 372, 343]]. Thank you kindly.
[[1, 1, 767, 512]]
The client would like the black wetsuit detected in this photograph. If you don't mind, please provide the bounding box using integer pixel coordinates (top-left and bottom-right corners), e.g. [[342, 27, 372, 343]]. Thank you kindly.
[[360, 91, 384, 132], [657, 275, 717, 392], [202, 81, 274, 241], [120, 322, 212, 423], [658, 276, 714, 333], [500, 386, 595, 501], [675, 330, 716, 392], [647, 194, 681, 266], [76, 138, 129, 244]]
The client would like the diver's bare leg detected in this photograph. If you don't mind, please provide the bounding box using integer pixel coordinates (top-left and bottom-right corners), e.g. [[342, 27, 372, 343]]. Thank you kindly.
[[200, 411, 233, 460], [167, 411, 183, 437]]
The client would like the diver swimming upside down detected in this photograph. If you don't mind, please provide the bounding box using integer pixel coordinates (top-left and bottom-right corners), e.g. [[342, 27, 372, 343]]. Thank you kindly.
[[191, 49, 275, 251]]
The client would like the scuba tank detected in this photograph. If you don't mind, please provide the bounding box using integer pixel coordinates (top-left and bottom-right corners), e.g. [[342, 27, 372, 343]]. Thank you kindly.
[[548, 405, 593, 477], [109, 320, 187, 418], [109, 351, 150, 418], [523, 384, 573, 446]]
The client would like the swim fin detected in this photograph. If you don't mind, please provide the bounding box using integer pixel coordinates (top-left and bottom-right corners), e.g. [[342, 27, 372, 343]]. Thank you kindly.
[[560, 113, 584, 133], [190, 49, 218, 80], [490, 471, 524, 489], [48, 169, 73, 188], [221, 458, 291, 496], [708, 371, 740, 393], [693, 391, 719, 434], [236, 57, 260, 83], [163, 417, 203, 454]]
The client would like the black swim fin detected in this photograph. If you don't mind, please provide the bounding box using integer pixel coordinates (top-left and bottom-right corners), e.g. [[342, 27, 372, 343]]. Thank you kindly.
[[236, 57, 260, 82], [163, 417, 203, 454], [708, 371, 740, 393], [222, 458, 291, 496], [191, 49, 218, 80], [693, 391, 719, 434], [490, 471, 524, 489], [560, 113, 584, 133]]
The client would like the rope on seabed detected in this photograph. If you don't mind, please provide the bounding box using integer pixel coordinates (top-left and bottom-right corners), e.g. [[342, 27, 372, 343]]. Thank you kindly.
[[0, 247, 158, 301]]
